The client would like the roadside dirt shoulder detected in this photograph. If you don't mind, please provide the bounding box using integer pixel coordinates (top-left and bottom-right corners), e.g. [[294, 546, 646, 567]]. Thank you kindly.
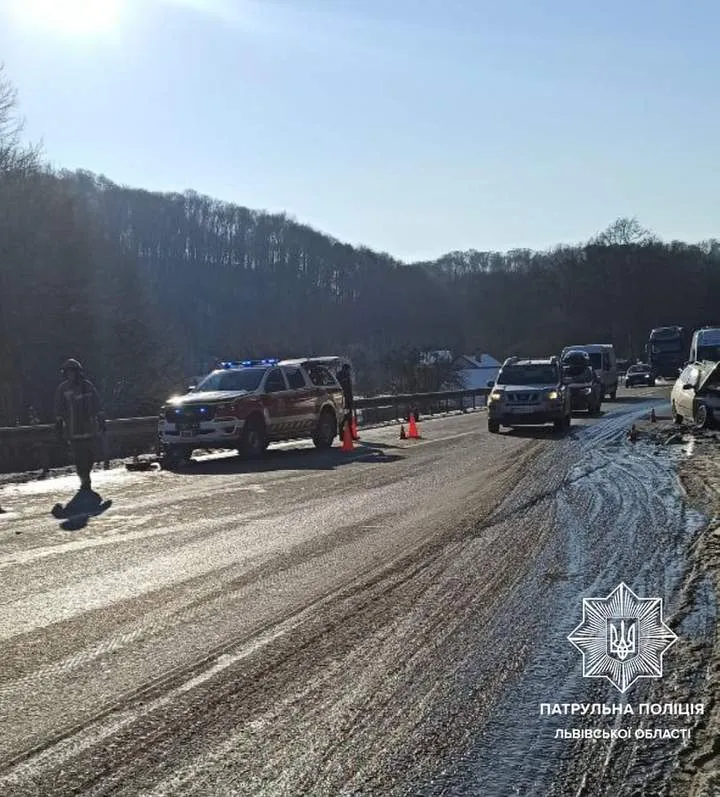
[[638, 417, 720, 797]]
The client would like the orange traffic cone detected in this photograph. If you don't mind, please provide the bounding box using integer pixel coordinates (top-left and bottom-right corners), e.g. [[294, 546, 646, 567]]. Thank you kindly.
[[408, 413, 420, 439], [400, 424, 406, 439], [341, 421, 354, 452], [650, 408, 657, 423], [351, 416, 359, 441]]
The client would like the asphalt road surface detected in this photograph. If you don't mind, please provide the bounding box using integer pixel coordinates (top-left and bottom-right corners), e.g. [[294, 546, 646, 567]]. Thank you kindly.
[[0, 386, 714, 796]]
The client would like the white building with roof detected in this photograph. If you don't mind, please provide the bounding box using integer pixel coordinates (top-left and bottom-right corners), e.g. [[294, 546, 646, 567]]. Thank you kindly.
[[452, 353, 502, 389]]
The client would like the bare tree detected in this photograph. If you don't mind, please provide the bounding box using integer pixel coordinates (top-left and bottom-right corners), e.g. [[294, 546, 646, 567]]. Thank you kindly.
[[0, 64, 39, 176], [591, 217, 656, 246]]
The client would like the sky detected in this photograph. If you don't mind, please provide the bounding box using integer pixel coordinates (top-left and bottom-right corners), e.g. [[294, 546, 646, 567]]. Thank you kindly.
[[0, 0, 718, 262]]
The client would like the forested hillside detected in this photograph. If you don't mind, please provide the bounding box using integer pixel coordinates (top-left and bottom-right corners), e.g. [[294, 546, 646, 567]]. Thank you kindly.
[[1, 68, 718, 424]]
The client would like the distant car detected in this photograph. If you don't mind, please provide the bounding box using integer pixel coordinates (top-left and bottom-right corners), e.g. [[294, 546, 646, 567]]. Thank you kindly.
[[671, 361, 720, 429], [561, 350, 603, 414], [624, 364, 656, 388], [487, 356, 571, 433], [158, 358, 345, 467]]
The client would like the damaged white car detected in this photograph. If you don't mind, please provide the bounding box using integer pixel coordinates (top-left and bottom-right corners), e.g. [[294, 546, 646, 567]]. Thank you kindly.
[[671, 361, 720, 429]]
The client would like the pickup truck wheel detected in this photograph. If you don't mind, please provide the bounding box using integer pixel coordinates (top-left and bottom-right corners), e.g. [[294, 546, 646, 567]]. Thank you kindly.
[[313, 409, 337, 449], [553, 418, 565, 433], [241, 415, 267, 458], [161, 446, 192, 470], [488, 420, 500, 433]]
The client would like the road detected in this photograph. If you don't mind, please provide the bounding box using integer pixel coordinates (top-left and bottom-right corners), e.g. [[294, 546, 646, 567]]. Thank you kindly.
[[0, 386, 714, 796]]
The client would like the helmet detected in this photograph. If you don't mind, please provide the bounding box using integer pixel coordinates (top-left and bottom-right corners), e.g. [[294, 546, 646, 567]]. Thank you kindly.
[[562, 350, 591, 367], [61, 358, 83, 376]]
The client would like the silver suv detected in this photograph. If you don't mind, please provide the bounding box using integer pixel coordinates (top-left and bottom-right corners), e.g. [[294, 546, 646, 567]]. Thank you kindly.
[[487, 357, 571, 433]]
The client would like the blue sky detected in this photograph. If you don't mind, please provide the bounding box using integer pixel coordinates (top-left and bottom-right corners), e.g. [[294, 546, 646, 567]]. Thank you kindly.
[[1, 0, 718, 261]]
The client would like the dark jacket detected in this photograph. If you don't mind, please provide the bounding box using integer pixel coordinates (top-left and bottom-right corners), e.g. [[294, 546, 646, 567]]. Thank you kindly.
[[54, 378, 104, 440], [337, 370, 354, 411]]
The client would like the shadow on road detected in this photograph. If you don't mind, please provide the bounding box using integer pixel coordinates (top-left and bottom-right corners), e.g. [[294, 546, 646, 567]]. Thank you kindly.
[[171, 442, 404, 476], [51, 489, 112, 531], [613, 394, 670, 404], [503, 426, 566, 439]]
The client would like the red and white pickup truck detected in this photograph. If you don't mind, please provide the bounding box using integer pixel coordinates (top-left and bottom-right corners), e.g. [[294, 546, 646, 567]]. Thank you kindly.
[[158, 358, 346, 467]]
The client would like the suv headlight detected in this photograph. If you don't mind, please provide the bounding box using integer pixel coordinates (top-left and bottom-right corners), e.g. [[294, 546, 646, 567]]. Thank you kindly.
[[546, 390, 559, 401], [489, 391, 503, 402]]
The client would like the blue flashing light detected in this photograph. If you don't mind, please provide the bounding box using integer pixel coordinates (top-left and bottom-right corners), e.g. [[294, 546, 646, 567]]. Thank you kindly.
[[220, 358, 279, 369]]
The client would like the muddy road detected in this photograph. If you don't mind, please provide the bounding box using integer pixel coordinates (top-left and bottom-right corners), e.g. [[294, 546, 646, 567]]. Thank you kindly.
[[0, 386, 714, 796]]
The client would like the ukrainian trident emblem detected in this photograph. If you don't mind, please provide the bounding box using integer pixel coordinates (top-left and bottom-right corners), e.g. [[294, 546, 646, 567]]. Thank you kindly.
[[608, 618, 637, 661], [568, 582, 677, 693]]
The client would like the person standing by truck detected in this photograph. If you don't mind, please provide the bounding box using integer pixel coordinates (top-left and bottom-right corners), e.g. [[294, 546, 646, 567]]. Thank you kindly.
[[336, 363, 358, 440], [54, 358, 106, 491]]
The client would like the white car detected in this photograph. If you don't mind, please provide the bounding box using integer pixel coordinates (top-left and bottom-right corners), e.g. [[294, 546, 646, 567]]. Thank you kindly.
[[671, 361, 720, 429]]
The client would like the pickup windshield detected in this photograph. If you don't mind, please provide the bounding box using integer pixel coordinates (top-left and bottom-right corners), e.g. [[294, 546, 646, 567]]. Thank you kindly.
[[195, 368, 266, 392]]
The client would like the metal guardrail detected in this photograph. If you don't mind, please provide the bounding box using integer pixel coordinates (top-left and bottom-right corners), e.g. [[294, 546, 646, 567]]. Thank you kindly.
[[0, 418, 161, 474], [356, 387, 489, 424], [0, 388, 490, 474]]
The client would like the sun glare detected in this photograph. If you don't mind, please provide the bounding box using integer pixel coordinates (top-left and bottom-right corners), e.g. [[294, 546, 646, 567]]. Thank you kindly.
[[9, 0, 122, 37]]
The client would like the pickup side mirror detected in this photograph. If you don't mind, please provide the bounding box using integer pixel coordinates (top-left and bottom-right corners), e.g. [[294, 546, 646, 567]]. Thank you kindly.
[[487, 380, 495, 388]]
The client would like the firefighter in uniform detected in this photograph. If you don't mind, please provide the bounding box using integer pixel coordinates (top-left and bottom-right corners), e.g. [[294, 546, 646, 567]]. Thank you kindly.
[[336, 363, 358, 440], [54, 359, 106, 491]]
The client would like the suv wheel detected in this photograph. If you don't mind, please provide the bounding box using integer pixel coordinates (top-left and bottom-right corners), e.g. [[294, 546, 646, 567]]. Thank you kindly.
[[241, 415, 267, 458], [313, 409, 337, 449], [488, 419, 500, 434], [553, 418, 565, 433], [609, 388, 617, 400]]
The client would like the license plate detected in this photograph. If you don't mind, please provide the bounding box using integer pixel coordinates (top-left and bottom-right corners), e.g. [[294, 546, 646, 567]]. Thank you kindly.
[[177, 422, 200, 433], [513, 406, 536, 414]]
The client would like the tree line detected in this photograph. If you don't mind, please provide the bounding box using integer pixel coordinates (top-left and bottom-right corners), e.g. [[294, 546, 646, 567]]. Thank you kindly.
[[1, 67, 718, 425]]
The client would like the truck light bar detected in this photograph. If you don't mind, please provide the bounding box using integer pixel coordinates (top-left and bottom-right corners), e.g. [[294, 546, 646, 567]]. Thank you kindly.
[[220, 358, 279, 369]]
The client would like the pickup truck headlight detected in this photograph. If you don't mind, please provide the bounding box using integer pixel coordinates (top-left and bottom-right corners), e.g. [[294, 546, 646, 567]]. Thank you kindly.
[[489, 391, 503, 402], [546, 390, 559, 401]]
